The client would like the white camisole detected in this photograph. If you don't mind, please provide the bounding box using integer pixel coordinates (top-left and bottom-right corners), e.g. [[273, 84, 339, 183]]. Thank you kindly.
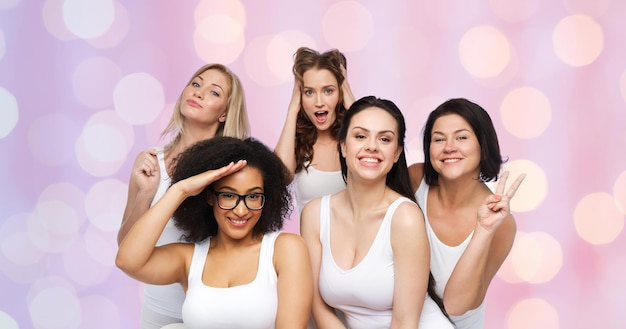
[[182, 232, 280, 329]]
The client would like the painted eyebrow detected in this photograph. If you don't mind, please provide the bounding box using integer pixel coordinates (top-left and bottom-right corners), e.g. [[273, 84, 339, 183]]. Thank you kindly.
[[196, 76, 225, 93]]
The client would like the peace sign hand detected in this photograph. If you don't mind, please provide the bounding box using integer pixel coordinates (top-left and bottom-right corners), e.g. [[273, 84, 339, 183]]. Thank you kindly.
[[477, 171, 526, 233]]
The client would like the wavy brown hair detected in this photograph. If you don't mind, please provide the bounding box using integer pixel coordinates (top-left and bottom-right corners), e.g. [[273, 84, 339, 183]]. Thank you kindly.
[[292, 47, 348, 173]]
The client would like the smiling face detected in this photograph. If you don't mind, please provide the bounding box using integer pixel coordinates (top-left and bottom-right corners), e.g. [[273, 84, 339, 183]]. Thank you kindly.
[[301, 68, 340, 132], [180, 69, 231, 128], [209, 166, 264, 241], [429, 113, 481, 181], [340, 107, 402, 182]]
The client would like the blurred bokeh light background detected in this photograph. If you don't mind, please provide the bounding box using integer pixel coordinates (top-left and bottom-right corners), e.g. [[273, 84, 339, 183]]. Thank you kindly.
[[1, 0, 625, 328]]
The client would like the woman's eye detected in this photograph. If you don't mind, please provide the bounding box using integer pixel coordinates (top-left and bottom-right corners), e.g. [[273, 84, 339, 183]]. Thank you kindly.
[[211, 91, 220, 97], [457, 135, 467, 140], [221, 193, 236, 200], [324, 88, 334, 95], [248, 194, 261, 201], [192, 82, 200, 88], [304, 90, 313, 96], [434, 138, 445, 142]]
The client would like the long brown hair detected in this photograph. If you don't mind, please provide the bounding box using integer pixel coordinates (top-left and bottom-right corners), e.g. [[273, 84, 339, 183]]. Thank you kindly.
[[292, 47, 348, 173]]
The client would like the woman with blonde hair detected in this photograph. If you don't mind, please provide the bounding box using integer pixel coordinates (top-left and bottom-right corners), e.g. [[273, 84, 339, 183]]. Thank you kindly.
[[117, 63, 250, 329]]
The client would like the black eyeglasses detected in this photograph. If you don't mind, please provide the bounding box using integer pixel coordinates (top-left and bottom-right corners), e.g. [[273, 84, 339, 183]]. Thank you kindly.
[[211, 190, 265, 210]]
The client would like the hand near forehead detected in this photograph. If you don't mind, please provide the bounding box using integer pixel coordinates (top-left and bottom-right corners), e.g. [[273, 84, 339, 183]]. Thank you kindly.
[[477, 171, 526, 233], [177, 160, 247, 197]]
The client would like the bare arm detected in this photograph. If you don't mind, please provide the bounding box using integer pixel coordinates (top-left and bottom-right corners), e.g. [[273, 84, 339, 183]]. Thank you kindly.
[[389, 202, 429, 329], [444, 172, 526, 315], [117, 148, 161, 245], [274, 233, 313, 329], [116, 160, 247, 285], [274, 79, 301, 182], [300, 199, 346, 329]]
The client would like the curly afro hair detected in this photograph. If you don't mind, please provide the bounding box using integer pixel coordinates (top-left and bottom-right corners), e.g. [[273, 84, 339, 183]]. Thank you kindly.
[[170, 137, 293, 242]]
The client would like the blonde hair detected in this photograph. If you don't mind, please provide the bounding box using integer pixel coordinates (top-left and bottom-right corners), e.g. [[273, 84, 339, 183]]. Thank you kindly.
[[161, 63, 250, 147]]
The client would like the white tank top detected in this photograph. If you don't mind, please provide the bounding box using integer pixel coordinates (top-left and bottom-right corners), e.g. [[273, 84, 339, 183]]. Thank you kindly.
[[294, 165, 345, 214], [143, 147, 186, 318], [318, 195, 453, 329], [182, 232, 280, 329], [415, 178, 485, 329]]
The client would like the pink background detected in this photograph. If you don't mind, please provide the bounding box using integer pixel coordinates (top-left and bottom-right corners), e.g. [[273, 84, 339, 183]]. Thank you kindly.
[[1, 0, 625, 328]]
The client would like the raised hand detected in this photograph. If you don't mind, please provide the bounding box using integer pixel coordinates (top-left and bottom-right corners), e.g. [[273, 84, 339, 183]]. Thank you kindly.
[[288, 78, 302, 114], [132, 148, 161, 196], [477, 171, 526, 232], [177, 160, 248, 197], [340, 64, 355, 109]]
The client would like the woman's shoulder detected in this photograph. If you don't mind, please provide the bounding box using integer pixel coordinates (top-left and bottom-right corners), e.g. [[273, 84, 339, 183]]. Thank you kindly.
[[273, 233, 308, 263], [389, 197, 425, 229], [274, 232, 305, 246]]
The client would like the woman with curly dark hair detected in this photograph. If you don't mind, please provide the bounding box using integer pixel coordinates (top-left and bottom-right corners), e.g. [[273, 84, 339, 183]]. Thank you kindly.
[[275, 47, 356, 215], [117, 137, 313, 329]]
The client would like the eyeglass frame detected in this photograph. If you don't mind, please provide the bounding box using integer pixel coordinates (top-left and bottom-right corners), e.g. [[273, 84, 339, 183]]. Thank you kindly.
[[210, 189, 265, 210]]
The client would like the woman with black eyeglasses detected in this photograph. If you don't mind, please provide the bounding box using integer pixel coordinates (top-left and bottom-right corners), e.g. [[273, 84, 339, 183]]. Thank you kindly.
[[116, 137, 313, 329]]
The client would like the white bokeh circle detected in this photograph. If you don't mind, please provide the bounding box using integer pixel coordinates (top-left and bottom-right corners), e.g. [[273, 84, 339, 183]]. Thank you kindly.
[[0, 86, 18, 139], [500, 86, 551, 139], [113, 72, 164, 125], [29, 286, 81, 329], [553, 14, 604, 67], [459, 25, 511, 78], [194, 14, 245, 64], [85, 179, 128, 232], [0, 310, 18, 329], [75, 110, 135, 177], [62, 0, 115, 39], [322, 1, 373, 51]]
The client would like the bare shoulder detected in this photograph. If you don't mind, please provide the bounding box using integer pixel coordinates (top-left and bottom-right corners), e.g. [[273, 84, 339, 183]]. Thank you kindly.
[[275, 232, 307, 249], [273, 233, 309, 268], [300, 196, 322, 235], [301, 196, 322, 218], [391, 199, 425, 231]]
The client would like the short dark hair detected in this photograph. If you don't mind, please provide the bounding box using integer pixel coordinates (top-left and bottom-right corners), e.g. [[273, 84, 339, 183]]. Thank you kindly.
[[170, 137, 293, 242], [338, 95, 414, 201], [423, 98, 504, 186]]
